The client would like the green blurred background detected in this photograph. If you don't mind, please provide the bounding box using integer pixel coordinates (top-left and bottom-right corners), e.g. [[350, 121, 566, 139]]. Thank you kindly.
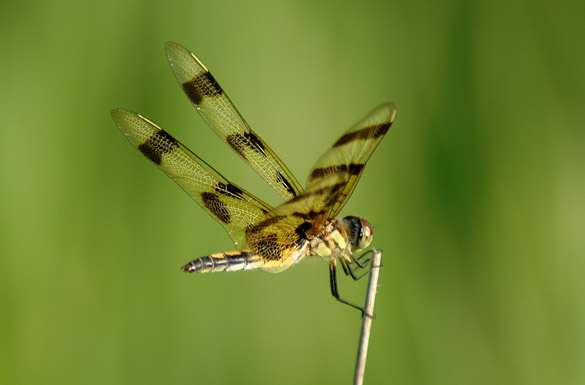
[[1, 0, 584, 384]]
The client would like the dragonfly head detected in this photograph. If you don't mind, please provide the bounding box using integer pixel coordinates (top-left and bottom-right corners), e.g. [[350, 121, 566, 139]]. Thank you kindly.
[[341, 216, 374, 252]]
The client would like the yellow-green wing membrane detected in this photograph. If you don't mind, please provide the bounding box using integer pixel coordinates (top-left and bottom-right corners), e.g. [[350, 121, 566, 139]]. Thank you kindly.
[[165, 41, 303, 201], [307, 103, 397, 218], [111, 108, 272, 248]]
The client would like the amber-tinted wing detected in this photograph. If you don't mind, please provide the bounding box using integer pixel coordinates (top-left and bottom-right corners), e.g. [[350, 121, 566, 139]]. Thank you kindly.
[[244, 172, 350, 272], [307, 103, 397, 218], [112, 108, 271, 248], [165, 42, 303, 201]]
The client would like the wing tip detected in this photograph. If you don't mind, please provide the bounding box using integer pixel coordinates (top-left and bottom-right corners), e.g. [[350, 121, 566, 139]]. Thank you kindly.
[[164, 41, 184, 57], [111, 107, 128, 124], [379, 102, 397, 124], [165, 41, 208, 75], [111, 107, 140, 123]]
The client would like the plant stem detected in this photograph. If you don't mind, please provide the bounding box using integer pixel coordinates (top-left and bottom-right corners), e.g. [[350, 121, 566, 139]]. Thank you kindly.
[[353, 249, 382, 385]]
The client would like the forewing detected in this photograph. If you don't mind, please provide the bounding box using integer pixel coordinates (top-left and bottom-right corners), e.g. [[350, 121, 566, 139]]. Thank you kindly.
[[112, 108, 271, 248], [165, 42, 303, 200], [307, 103, 396, 217], [266, 171, 350, 227], [245, 172, 350, 272]]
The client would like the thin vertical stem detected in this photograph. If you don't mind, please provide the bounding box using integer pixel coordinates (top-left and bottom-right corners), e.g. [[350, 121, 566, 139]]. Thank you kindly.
[[353, 249, 382, 385]]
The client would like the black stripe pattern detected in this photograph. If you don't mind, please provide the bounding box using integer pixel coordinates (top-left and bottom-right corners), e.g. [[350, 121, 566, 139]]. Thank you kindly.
[[215, 182, 246, 201], [333, 122, 391, 147], [226, 132, 267, 160], [138, 131, 178, 165], [309, 163, 364, 181], [182, 251, 252, 272], [201, 192, 231, 223], [181, 71, 222, 105], [276, 171, 297, 197]]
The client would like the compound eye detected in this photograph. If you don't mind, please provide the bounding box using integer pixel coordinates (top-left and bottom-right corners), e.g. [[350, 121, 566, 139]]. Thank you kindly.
[[342, 216, 374, 251], [357, 218, 374, 250]]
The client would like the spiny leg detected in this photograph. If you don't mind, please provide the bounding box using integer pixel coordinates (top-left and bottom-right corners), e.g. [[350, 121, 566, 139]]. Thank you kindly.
[[329, 259, 366, 314], [338, 253, 372, 281], [347, 260, 373, 281], [339, 256, 352, 276], [351, 249, 373, 269], [346, 250, 383, 281]]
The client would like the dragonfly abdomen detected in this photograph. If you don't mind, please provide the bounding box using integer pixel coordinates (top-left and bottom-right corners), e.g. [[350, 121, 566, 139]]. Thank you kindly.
[[182, 250, 262, 273]]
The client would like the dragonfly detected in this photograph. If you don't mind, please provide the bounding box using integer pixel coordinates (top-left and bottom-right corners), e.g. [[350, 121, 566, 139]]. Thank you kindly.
[[112, 42, 396, 313]]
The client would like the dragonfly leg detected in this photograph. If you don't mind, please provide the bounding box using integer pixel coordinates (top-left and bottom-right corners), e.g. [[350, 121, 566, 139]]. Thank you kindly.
[[354, 249, 373, 268], [329, 259, 369, 315]]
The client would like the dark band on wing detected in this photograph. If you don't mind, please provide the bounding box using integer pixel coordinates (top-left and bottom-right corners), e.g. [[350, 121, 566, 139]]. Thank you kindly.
[[309, 163, 364, 181], [226, 132, 267, 160], [201, 192, 231, 223], [276, 171, 297, 197], [333, 122, 391, 147], [246, 216, 286, 236], [285, 181, 346, 215], [295, 221, 312, 240], [246, 132, 266, 155], [138, 130, 178, 165], [288, 181, 346, 205], [181, 72, 222, 106], [215, 182, 246, 201], [291, 209, 324, 221]]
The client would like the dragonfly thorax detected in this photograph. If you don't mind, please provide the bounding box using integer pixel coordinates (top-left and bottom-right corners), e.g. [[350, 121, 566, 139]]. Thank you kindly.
[[308, 219, 351, 260], [308, 216, 374, 260]]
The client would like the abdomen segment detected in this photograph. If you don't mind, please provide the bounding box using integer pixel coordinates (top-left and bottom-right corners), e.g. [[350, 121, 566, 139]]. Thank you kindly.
[[182, 250, 263, 273]]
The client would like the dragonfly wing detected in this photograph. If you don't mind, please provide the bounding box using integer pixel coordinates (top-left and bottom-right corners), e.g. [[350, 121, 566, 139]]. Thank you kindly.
[[307, 103, 396, 217], [112, 108, 272, 248], [165, 42, 304, 200]]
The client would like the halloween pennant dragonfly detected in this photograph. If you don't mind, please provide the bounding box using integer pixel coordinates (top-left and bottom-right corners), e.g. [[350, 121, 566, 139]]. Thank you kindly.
[[112, 42, 396, 312]]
